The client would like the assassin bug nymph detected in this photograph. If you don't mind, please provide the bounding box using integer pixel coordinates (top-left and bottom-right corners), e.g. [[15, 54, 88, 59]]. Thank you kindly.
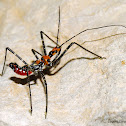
[[1, 7, 126, 119]]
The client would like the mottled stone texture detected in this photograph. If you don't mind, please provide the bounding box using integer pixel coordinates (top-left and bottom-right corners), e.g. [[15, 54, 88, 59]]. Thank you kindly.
[[0, 0, 126, 126]]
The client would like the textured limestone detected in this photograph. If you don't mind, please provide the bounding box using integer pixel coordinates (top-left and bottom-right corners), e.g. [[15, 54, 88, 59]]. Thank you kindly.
[[0, 0, 126, 126]]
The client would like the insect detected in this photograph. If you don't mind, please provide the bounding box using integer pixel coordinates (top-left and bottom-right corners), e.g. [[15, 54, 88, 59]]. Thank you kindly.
[[1, 7, 126, 119]]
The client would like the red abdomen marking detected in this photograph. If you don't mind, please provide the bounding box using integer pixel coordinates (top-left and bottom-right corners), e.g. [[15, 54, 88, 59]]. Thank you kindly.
[[14, 67, 32, 75], [9, 63, 32, 76]]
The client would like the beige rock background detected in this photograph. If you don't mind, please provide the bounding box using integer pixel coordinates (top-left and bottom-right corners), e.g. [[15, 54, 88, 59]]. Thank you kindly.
[[0, 0, 126, 126]]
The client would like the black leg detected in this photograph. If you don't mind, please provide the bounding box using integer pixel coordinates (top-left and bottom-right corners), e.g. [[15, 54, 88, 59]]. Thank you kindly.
[[53, 42, 105, 66], [27, 70, 32, 115], [40, 72, 48, 119], [40, 31, 47, 55], [1, 47, 32, 115], [47, 57, 100, 75], [31, 49, 43, 60], [1, 47, 28, 76], [40, 31, 59, 46]]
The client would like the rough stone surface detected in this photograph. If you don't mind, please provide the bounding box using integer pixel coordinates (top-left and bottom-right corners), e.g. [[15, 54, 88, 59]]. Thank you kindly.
[[0, 0, 126, 126]]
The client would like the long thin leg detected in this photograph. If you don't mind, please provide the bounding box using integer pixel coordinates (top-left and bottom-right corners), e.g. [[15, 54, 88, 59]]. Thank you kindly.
[[1, 47, 28, 76], [56, 6, 60, 46], [40, 31, 47, 55], [53, 42, 105, 66], [40, 72, 48, 119], [27, 70, 32, 115], [47, 57, 100, 75], [41, 31, 59, 46], [31, 49, 43, 60], [1, 47, 33, 115]]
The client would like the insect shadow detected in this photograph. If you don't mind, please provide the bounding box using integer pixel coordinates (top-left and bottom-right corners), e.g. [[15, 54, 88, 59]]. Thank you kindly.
[[9, 32, 126, 85], [1, 6, 126, 119], [9, 56, 99, 85]]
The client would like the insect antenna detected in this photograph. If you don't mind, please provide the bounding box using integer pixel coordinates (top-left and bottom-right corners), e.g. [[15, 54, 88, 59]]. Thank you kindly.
[[60, 25, 126, 47], [65, 32, 126, 55], [56, 6, 61, 46]]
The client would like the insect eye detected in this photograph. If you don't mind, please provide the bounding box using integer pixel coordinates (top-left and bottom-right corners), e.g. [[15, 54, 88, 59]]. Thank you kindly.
[[47, 59, 50, 62], [9, 63, 13, 67]]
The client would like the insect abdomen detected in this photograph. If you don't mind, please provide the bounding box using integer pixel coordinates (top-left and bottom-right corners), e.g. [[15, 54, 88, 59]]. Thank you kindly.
[[9, 63, 32, 76]]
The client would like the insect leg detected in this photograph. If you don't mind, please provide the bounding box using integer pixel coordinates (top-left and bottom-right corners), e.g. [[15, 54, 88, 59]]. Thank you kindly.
[[40, 31, 47, 55], [40, 72, 48, 119], [31, 49, 43, 60], [53, 42, 105, 66], [41, 31, 59, 46], [27, 70, 32, 115], [1, 47, 28, 76]]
